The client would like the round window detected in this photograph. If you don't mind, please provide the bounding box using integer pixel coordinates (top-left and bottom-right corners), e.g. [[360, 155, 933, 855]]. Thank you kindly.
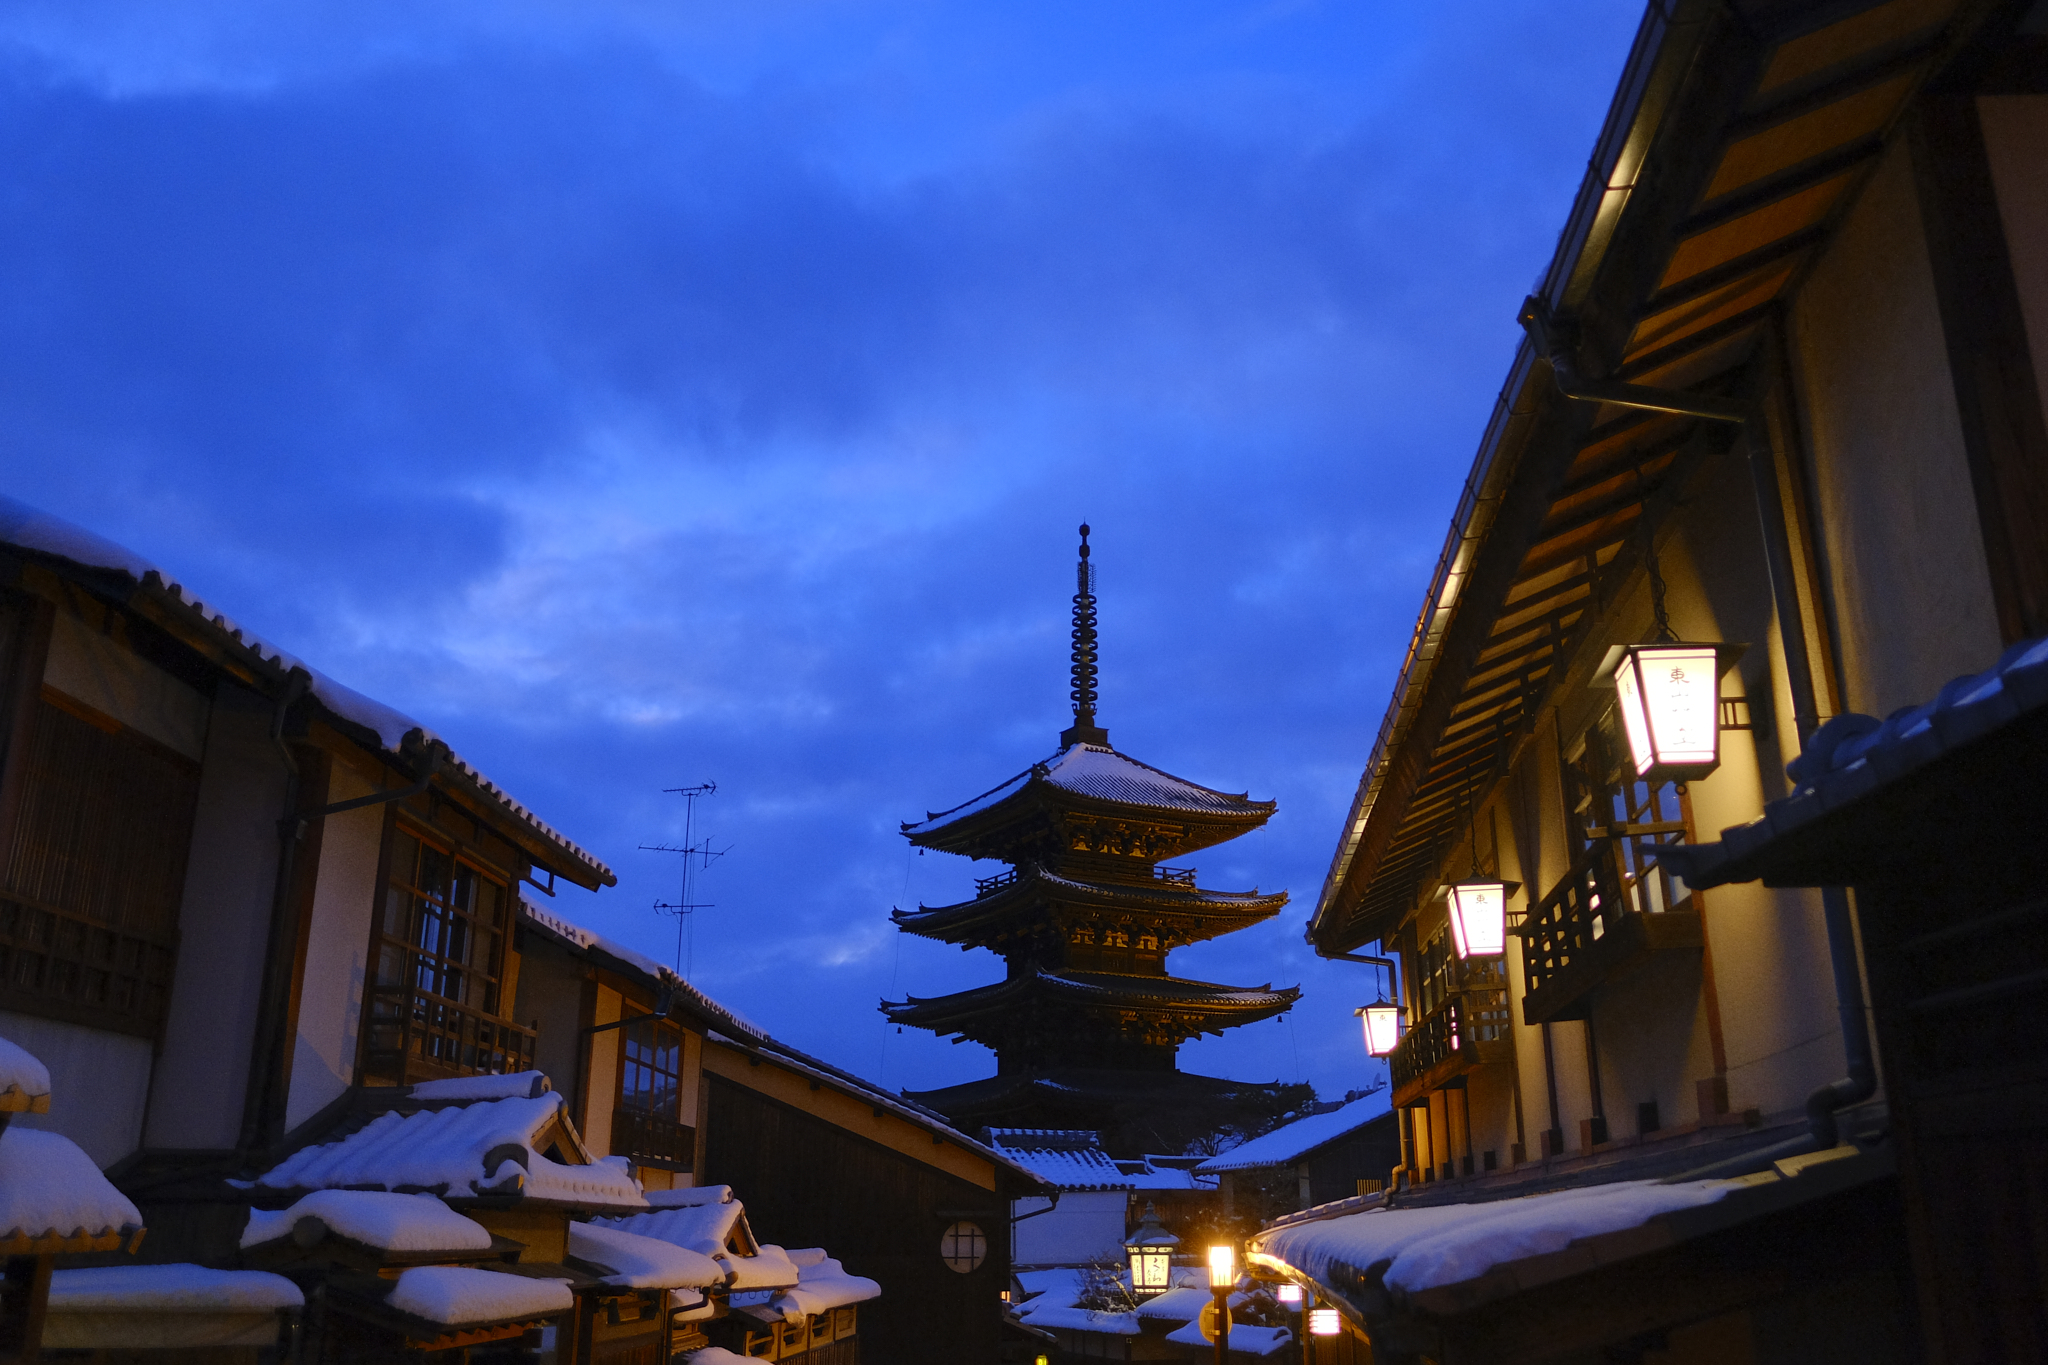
[[940, 1220, 987, 1274]]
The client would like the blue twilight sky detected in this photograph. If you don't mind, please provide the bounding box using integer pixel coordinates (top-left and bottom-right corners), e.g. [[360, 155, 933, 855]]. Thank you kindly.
[[2, 0, 1642, 1113]]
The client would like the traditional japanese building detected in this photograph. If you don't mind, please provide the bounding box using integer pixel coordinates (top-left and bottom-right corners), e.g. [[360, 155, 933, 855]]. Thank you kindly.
[[883, 527, 1302, 1154]]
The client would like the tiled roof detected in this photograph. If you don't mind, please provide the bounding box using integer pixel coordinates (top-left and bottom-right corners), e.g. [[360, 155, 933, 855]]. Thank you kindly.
[[893, 866, 1286, 939], [904, 744, 1273, 835], [883, 969, 1299, 1024], [1660, 633, 2048, 888], [984, 1129, 1128, 1191], [1195, 1092, 1394, 1173]]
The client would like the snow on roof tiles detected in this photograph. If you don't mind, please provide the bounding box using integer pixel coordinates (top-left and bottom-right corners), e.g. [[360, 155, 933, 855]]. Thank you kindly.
[[985, 1129, 1127, 1191], [254, 1093, 644, 1209], [0, 1037, 52, 1110], [905, 743, 1271, 835], [1164, 1318, 1293, 1355], [0, 1128, 142, 1244], [1251, 1178, 1732, 1296], [1196, 1093, 1395, 1174], [771, 1254, 881, 1319], [240, 1190, 494, 1253], [0, 496, 612, 886], [384, 1265, 573, 1326], [570, 1221, 726, 1289], [409, 1072, 551, 1103], [48, 1265, 303, 1314]]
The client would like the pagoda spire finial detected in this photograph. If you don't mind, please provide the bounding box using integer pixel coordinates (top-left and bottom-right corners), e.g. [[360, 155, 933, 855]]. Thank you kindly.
[[1061, 522, 1110, 748]]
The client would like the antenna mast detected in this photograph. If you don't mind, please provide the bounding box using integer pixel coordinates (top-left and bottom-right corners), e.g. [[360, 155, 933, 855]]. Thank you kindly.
[[639, 782, 730, 982]]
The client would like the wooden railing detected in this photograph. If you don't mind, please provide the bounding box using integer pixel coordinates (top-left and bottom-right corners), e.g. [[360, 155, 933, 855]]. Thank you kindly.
[[974, 869, 1018, 896], [365, 984, 537, 1084], [1153, 866, 1198, 888], [1519, 839, 1701, 1025], [1389, 989, 1512, 1100], [611, 1109, 696, 1171]]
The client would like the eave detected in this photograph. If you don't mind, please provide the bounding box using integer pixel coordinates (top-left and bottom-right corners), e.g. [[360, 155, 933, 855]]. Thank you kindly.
[[1308, 0, 1983, 955]]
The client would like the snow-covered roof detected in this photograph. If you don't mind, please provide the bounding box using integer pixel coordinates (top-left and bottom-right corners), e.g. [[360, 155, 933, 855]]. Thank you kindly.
[[0, 1127, 143, 1247], [47, 1265, 303, 1314], [1164, 1318, 1292, 1355], [985, 1130, 1128, 1191], [570, 1220, 726, 1289], [253, 1093, 644, 1209], [906, 743, 1273, 835], [1252, 1178, 1734, 1298], [1016, 1302, 1142, 1335], [1133, 1285, 1249, 1322], [0, 1037, 51, 1113], [1665, 631, 2048, 887], [408, 1071, 552, 1103], [770, 1251, 881, 1319], [0, 495, 612, 887], [384, 1265, 574, 1326], [1197, 1093, 1395, 1173], [241, 1190, 494, 1254], [596, 1186, 798, 1289]]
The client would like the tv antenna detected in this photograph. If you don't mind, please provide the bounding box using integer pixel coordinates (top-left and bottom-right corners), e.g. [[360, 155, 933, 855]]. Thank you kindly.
[[639, 782, 730, 982]]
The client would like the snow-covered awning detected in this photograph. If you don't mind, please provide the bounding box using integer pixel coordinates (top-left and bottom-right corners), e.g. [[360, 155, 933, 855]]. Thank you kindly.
[[0, 1127, 144, 1255], [1163, 1318, 1293, 1356], [569, 1220, 725, 1289], [382, 1265, 575, 1327], [0, 1037, 51, 1114], [768, 1249, 881, 1320], [43, 1265, 303, 1352], [595, 1185, 798, 1289], [241, 1190, 495, 1256], [0, 495, 614, 889]]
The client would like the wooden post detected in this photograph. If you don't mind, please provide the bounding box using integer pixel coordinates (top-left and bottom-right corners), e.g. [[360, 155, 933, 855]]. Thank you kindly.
[[0, 1254, 53, 1363]]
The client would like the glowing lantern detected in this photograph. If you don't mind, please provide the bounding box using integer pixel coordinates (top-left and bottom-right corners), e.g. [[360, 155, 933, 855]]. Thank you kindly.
[[1309, 1307, 1342, 1336], [1208, 1244, 1236, 1290], [1447, 880, 1510, 959], [1597, 642, 1740, 784], [1275, 1283, 1304, 1307], [1357, 1001, 1406, 1056], [1124, 1204, 1178, 1298]]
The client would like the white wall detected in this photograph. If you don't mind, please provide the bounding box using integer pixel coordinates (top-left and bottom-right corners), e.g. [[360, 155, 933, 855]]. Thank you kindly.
[[41, 611, 207, 760], [1011, 1190, 1127, 1268], [144, 682, 285, 1152], [0, 1011, 153, 1167], [285, 765, 383, 1131]]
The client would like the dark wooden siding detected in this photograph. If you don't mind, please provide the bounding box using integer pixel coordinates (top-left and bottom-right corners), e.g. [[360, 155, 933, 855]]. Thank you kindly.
[[704, 1074, 1007, 1365]]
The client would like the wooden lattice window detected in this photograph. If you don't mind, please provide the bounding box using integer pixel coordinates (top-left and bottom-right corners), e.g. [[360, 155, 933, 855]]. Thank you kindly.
[[1566, 706, 1696, 920], [0, 594, 199, 1039], [621, 1017, 682, 1118], [374, 823, 509, 1015]]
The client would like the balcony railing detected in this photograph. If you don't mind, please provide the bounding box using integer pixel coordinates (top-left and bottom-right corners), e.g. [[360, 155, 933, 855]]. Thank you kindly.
[[1519, 840, 1702, 1025], [1389, 989, 1512, 1108], [364, 984, 538, 1085], [974, 869, 1019, 896], [1153, 866, 1197, 888], [612, 1109, 696, 1171]]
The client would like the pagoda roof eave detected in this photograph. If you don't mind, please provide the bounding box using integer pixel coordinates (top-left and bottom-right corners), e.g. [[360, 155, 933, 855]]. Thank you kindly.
[[893, 867, 1289, 942], [880, 969, 1300, 1030], [901, 744, 1276, 850]]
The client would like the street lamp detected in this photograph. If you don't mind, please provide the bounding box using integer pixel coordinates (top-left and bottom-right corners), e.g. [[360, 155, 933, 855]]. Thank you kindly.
[[1357, 1000, 1405, 1056], [1596, 642, 1743, 785], [1446, 879, 1510, 959], [1309, 1307, 1342, 1336], [1275, 1283, 1303, 1308], [1208, 1245, 1236, 1365], [1124, 1204, 1178, 1299]]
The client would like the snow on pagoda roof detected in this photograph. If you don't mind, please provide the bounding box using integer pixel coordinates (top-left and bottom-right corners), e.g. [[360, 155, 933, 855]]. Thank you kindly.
[[905, 744, 1272, 836], [984, 1129, 1128, 1191], [0, 495, 613, 888], [1196, 1092, 1395, 1174], [253, 1092, 645, 1209], [0, 1037, 51, 1113], [0, 1127, 143, 1249]]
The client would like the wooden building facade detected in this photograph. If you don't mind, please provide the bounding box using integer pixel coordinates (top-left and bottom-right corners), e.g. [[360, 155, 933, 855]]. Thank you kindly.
[[1280, 1, 2048, 1362]]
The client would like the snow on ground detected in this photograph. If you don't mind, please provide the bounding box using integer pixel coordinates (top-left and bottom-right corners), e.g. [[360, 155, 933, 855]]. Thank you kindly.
[[241, 1190, 492, 1252], [1254, 1178, 1734, 1294], [683, 1350, 754, 1365], [410, 1072, 550, 1102], [771, 1254, 880, 1319], [384, 1266, 573, 1326], [0, 1037, 51, 1106], [570, 1221, 725, 1289], [256, 1094, 643, 1208], [48, 1265, 302, 1312], [0, 1128, 140, 1240]]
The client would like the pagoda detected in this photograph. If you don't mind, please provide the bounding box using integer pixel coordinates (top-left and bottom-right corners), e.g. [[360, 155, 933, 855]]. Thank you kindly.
[[882, 526, 1302, 1154]]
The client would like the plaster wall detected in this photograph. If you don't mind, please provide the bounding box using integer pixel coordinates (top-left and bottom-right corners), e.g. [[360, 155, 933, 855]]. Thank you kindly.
[[1791, 135, 2002, 715], [1, 1010, 152, 1167], [1011, 1190, 1127, 1267], [584, 983, 623, 1157], [1979, 95, 2048, 427], [284, 762, 383, 1131], [144, 681, 284, 1152]]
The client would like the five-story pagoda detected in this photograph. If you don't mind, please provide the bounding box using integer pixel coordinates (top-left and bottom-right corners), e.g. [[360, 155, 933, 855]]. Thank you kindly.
[[883, 526, 1302, 1154]]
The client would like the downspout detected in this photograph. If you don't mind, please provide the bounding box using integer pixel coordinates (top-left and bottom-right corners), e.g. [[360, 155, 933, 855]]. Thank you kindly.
[[1518, 299, 1877, 1175], [238, 676, 442, 1159]]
